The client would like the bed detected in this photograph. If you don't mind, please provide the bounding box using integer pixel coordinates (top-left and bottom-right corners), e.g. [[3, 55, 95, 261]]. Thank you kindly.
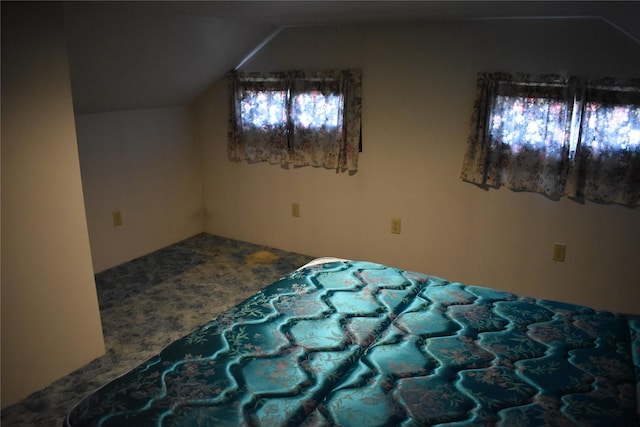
[[65, 258, 640, 426]]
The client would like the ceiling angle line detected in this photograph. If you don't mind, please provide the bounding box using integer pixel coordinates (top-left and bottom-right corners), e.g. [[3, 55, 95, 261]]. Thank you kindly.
[[599, 16, 640, 47], [234, 25, 287, 70], [469, 15, 640, 46], [233, 14, 639, 70]]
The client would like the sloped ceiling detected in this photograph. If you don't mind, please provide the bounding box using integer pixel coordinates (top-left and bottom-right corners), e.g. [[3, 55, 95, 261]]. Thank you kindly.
[[63, 1, 640, 115]]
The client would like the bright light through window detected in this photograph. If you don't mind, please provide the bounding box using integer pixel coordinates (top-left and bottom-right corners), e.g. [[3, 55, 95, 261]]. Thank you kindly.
[[241, 91, 287, 128], [490, 96, 640, 155], [240, 90, 343, 130], [292, 92, 342, 129], [490, 95, 569, 154], [582, 103, 640, 152]]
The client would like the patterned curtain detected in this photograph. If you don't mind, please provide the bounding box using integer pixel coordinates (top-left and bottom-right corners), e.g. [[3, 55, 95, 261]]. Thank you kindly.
[[460, 73, 576, 199], [461, 72, 640, 206], [567, 78, 640, 205], [228, 70, 362, 173], [227, 72, 289, 165]]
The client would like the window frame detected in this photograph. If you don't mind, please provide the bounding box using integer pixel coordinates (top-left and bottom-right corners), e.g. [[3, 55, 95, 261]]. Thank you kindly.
[[461, 72, 640, 205]]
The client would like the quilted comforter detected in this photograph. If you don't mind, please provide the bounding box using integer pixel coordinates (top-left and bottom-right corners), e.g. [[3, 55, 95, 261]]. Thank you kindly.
[[65, 259, 640, 426]]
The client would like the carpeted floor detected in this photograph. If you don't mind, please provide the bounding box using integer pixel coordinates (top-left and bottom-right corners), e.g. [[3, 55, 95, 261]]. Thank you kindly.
[[0, 233, 314, 427]]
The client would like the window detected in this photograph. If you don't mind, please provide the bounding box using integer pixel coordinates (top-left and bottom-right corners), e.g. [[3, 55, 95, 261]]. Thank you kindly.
[[241, 91, 288, 128], [291, 92, 342, 129], [461, 73, 640, 206], [228, 70, 362, 173]]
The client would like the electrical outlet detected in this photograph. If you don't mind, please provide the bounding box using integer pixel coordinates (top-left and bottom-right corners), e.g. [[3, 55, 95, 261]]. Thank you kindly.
[[390, 218, 401, 234], [552, 243, 566, 262], [112, 210, 123, 227], [291, 203, 300, 217]]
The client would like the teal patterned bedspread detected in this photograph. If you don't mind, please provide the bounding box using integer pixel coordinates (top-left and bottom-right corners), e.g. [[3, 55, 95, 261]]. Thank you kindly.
[[65, 260, 639, 426]]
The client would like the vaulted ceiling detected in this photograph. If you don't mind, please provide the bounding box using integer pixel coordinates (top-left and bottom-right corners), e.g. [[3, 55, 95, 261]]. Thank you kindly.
[[63, 1, 640, 115]]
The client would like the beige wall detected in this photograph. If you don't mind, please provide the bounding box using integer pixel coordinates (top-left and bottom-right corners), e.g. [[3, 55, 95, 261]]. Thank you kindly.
[[196, 19, 640, 314], [1, 2, 105, 408], [75, 106, 204, 272]]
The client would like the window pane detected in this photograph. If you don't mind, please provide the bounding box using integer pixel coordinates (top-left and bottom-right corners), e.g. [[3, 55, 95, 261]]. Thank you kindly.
[[490, 95, 569, 153], [581, 103, 640, 152], [292, 91, 343, 129], [240, 90, 287, 129]]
